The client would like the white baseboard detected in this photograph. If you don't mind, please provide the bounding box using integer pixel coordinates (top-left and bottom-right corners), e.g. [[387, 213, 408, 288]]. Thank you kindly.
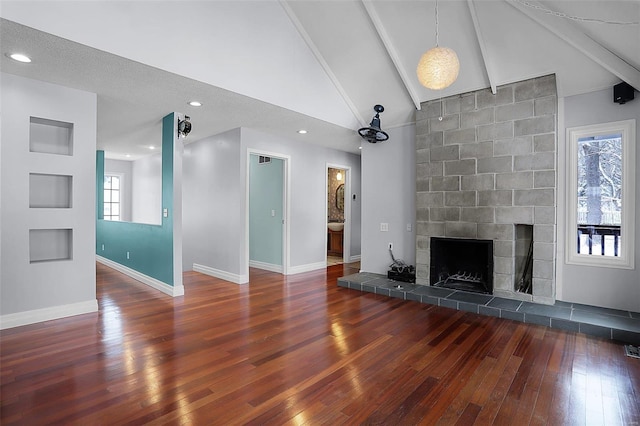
[[349, 255, 362, 262], [287, 261, 327, 275], [97, 255, 185, 297], [249, 260, 284, 273], [193, 263, 249, 284], [0, 299, 98, 330]]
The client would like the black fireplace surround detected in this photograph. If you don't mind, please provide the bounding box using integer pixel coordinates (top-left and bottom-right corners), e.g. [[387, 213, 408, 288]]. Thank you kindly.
[[430, 237, 494, 294]]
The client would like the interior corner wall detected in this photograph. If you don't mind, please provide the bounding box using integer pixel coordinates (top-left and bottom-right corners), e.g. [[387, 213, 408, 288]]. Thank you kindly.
[[361, 124, 417, 274], [96, 113, 183, 292], [240, 127, 362, 270], [182, 128, 244, 279], [104, 158, 133, 222], [182, 127, 361, 280], [558, 88, 640, 311], [0, 73, 97, 326]]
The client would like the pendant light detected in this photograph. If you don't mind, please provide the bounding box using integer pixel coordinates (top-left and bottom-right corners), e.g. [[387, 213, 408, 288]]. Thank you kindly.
[[416, 0, 459, 90]]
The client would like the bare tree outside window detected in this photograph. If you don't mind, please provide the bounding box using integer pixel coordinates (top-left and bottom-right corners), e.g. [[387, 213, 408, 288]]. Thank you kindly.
[[576, 134, 622, 256]]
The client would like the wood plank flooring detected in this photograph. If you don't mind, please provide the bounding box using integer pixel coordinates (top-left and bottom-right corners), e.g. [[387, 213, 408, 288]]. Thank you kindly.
[[1, 262, 639, 425]]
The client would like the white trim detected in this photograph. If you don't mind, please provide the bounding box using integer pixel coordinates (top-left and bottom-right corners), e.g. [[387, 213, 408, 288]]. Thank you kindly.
[[193, 263, 249, 285], [565, 119, 636, 269], [246, 149, 291, 280], [0, 299, 98, 330], [97, 255, 185, 296], [103, 172, 124, 221], [249, 260, 284, 273], [287, 261, 327, 275], [349, 255, 362, 263]]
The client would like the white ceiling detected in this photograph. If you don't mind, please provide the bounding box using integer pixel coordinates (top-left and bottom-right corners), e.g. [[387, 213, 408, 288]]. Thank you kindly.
[[1, 1, 638, 159]]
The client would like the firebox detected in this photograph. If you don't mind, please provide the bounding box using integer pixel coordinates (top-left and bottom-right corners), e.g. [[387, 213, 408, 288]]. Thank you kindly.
[[430, 237, 493, 294]]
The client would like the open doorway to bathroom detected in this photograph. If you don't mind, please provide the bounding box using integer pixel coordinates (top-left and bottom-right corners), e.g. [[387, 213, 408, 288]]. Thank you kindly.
[[327, 166, 349, 266]]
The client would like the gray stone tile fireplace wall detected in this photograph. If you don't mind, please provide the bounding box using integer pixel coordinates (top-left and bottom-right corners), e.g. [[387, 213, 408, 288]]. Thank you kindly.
[[415, 75, 557, 305]]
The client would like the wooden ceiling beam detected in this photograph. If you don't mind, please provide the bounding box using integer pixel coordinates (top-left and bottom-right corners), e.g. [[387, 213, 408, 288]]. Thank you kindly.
[[507, 0, 640, 90], [361, 0, 422, 110], [467, 0, 497, 94], [279, 0, 367, 127]]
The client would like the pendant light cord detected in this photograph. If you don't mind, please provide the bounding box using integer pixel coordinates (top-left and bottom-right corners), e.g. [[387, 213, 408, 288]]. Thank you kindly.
[[435, 0, 439, 47]]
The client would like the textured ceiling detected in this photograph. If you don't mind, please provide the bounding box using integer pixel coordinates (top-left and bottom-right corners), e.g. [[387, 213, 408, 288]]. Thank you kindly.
[[1, 1, 638, 159]]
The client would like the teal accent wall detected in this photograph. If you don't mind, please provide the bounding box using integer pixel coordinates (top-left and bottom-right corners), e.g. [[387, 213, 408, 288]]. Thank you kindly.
[[96, 113, 176, 285], [249, 155, 283, 266]]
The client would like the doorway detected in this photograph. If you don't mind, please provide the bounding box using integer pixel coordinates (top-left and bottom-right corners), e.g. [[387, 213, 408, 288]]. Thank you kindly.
[[247, 152, 289, 276], [327, 165, 350, 265]]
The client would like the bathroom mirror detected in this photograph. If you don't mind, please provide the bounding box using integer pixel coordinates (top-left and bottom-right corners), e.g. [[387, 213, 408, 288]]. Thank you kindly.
[[336, 184, 345, 211]]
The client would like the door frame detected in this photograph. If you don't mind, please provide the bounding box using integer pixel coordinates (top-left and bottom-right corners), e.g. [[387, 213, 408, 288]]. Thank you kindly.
[[245, 149, 291, 279], [326, 163, 351, 264]]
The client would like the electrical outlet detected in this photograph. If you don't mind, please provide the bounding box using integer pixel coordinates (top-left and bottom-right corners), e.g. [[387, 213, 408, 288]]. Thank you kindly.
[[388, 243, 393, 250], [101, 244, 105, 251], [126, 251, 130, 259], [407, 223, 412, 232], [380, 222, 389, 232]]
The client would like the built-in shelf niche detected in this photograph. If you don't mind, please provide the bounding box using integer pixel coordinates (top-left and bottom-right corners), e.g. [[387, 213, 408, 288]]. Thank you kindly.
[[29, 229, 73, 263], [29, 117, 74, 156], [29, 173, 73, 208]]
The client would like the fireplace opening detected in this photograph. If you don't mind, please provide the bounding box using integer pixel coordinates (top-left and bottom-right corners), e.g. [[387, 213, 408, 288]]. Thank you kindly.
[[430, 237, 493, 294]]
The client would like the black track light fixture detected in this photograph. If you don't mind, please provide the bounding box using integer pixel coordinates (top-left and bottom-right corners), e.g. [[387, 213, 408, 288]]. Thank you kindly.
[[358, 105, 389, 143], [178, 115, 192, 138]]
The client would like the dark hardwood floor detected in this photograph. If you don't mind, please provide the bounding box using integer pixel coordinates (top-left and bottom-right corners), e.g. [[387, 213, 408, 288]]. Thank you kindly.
[[1, 262, 639, 425]]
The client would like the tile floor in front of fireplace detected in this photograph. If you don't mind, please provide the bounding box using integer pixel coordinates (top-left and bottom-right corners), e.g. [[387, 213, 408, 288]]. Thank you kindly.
[[337, 272, 640, 346]]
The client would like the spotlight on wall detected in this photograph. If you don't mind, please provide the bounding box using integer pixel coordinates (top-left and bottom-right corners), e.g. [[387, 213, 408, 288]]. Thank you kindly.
[[337, 172, 343, 181], [178, 115, 192, 138], [358, 104, 389, 143]]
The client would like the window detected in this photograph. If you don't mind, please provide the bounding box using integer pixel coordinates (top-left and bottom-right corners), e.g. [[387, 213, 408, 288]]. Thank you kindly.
[[104, 175, 121, 221], [566, 119, 635, 268]]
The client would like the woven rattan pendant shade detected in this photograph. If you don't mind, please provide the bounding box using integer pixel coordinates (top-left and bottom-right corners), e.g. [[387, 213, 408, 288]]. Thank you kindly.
[[416, 46, 459, 90]]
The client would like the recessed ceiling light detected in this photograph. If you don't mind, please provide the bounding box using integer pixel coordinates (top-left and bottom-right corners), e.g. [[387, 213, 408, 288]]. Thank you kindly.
[[149, 146, 155, 150], [125, 154, 131, 158], [358, 146, 363, 150], [7, 53, 31, 63], [188, 101, 202, 107], [297, 130, 307, 134]]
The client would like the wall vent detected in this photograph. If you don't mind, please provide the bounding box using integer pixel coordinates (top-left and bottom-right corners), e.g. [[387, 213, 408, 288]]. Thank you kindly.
[[258, 155, 271, 164]]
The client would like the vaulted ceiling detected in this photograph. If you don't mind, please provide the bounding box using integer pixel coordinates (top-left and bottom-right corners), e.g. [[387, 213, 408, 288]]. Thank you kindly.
[[1, 1, 638, 157]]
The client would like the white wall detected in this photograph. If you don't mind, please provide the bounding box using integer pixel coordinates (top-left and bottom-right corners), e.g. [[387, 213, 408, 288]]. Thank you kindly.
[[182, 127, 361, 281], [183, 129, 244, 279], [131, 153, 162, 225], [0, 73, 97, 327], [558, 88, 640, 311], [240, 128, 362, 270], [104, 159, 132, 222], [361, 124, 416, 274]]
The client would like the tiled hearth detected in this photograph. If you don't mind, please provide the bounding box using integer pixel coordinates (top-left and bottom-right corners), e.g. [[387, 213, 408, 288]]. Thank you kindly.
[[338, 273, 640, 346]]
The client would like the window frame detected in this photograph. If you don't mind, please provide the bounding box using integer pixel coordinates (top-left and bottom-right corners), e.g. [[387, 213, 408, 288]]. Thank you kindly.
[[104, 173, 123, 222], [565, 119, 635, 269]]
